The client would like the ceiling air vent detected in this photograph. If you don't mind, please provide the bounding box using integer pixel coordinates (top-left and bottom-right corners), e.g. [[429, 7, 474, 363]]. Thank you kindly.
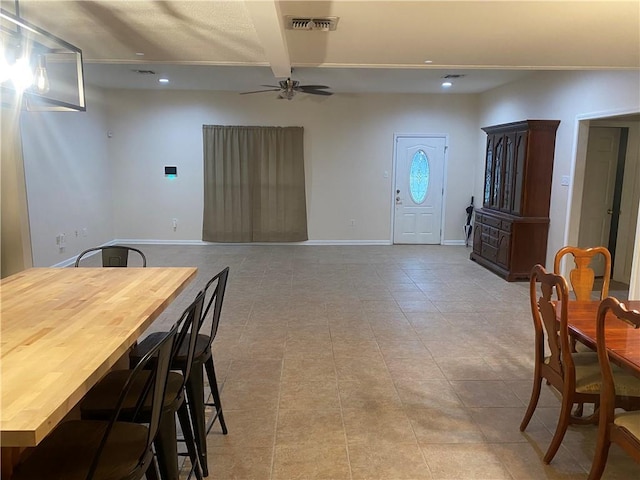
[[442, 74, 465, 79], [132, 69, 156, 75], [285, 16, 339, 31]]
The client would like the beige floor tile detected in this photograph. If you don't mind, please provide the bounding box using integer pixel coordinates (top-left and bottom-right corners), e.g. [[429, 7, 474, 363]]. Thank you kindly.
[[385, 356, 445, 382], [207, 408, 277, 448], [338, 378, 403, 409], [469, 407, 553, 444], [281, 355, 337, 383], [334, 355, 391, 382], [406, 406, 486, 444], [450, 380, 525, 408], [421, 443, 512, 479], [225, 359, 284, 383], [204, 445, 274, 480], [221, 380, 281, 410], [272, 443, 351, 480], [342, 406, 417, 445], [435, 357, 502, 381], [348, 443, 433, 479], [276, 409, 346, 446], [394, 379, 463, 409], [279, 380, 340, 410], [492, 442, 587, 479]]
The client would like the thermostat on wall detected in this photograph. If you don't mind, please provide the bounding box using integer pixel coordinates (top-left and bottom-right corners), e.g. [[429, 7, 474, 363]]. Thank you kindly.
[[164, 166, 177, 178]]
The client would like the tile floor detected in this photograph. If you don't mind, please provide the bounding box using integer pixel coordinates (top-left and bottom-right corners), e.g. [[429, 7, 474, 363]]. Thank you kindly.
[[132, 244, 636, 480]]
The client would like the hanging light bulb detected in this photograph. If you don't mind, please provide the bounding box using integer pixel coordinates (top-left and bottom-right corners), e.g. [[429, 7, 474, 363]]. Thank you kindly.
[[34, 54, 49, 94]]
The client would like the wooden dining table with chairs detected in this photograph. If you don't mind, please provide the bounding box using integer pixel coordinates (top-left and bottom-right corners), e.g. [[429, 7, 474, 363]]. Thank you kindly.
[[560, 299, 640, 375], [0, 266, 197, 477]]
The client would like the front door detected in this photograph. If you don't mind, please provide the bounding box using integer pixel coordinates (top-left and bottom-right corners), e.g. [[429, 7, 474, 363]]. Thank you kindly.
[[393, 135, 446, 244]]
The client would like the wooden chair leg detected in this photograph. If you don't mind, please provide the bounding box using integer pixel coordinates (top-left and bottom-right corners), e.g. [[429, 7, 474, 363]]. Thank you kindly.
[[587, 429, 611, 480], [520, 376, 542, 431], [543, 396, 572, 464]]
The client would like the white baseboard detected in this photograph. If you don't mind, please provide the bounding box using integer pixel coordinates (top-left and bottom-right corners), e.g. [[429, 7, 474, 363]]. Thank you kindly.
[[442, 240, 467, 246]]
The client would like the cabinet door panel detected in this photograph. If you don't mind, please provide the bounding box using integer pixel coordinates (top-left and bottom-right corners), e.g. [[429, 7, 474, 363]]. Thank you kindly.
[[491, 135, 504, 209], [511, 131, 528, 215], [496, 231, 511, 268], [500, 132, 516, 212], [483, 135, 494, 207]]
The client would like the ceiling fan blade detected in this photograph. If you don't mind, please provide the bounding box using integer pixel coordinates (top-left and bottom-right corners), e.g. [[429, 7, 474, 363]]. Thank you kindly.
[[297, 85, 331, 91], [239, 89, 281, 95], [260, 85, 280, 88], [301, 89, 333, 96]]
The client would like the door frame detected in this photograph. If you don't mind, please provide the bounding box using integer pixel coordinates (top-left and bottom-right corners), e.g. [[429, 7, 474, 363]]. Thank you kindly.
[[564, 108, 640, 295], [390, 133, 449, 245]]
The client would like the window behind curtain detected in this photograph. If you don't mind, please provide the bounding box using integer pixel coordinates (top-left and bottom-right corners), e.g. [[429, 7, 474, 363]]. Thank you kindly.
[[202, 125, 308, 242]]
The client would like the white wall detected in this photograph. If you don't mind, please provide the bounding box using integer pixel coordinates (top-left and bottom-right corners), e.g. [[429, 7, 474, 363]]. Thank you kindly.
[[106, 90, 479, 244], [20, 87, 114, 267], [477, 70, 640, 269]]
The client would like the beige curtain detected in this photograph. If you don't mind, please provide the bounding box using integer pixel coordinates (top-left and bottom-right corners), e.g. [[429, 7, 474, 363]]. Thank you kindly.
[[202, 126, 308, 242]]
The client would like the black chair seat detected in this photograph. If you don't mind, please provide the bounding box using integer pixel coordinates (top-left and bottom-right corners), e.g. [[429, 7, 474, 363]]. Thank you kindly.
[[13, 418, 151, 480], [81, 371, 184, 418], [132, 333, 211, 365]]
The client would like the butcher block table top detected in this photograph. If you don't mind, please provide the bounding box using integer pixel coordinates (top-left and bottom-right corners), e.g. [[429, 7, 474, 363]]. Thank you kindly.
[[0, 267, 197, 447]]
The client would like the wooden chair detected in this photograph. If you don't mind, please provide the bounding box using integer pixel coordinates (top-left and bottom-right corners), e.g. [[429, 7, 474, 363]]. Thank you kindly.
[[12, 321, 178, 480], [553, 246, 611, 302], [75, 245, 147, 267], [587, 297, 640, 480], [81, 291, 206, 480], [520, 265, 640, 464], [554, 246, 612, 418], [130, 267, 230, 477]]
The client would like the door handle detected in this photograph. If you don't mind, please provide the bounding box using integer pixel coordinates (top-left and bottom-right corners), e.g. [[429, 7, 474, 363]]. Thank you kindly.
[[607, 209, 613, 214]]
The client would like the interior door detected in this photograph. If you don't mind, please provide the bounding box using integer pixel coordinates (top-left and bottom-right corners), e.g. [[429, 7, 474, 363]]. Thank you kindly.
[[577, 127, 620, 276], [393, 135, 445, 244]]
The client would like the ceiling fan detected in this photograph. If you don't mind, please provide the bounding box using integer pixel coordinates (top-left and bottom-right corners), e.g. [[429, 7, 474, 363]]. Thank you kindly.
[[240, 78, 333, 100]]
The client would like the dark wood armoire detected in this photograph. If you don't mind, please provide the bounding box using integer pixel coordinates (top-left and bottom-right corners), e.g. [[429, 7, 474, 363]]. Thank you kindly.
[[470, 120, 560, 281]]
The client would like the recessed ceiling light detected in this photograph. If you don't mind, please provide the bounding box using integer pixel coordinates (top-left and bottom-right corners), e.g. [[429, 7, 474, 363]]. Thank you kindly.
[[424, 60, 433, 64], [442, 82, 452, 88], [135, 52, 145, 56], [159, 78, 169, 84]]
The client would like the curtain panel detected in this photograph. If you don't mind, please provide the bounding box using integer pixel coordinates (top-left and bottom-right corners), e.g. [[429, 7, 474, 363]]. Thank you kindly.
[[202, 126, 308, 242]]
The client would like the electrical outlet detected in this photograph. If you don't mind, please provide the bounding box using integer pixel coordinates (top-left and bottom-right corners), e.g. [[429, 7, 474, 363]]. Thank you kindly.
[[172, 218, 178, 231], [350, 219, 356, 227]]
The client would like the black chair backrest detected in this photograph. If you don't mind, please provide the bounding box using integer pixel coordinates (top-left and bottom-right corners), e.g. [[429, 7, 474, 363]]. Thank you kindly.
[[172, 290, 205, 386], [199, 267, 230, 341], [75, 246, 147, 267], [86, 322, 177, 479]]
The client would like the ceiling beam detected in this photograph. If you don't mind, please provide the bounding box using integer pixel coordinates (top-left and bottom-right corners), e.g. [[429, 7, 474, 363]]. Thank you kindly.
[[244, 0, 291, 78]]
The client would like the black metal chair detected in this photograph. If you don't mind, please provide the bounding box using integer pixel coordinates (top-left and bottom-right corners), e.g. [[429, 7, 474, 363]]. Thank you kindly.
[[75, 246, 147, 267], [130, 267, 230, 476], [12, 320, 178, 480], [81, 291, 206, 480]]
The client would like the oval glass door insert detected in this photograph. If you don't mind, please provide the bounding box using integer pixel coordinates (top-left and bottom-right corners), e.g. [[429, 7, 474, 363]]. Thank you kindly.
[[409, 150, 430, 204]]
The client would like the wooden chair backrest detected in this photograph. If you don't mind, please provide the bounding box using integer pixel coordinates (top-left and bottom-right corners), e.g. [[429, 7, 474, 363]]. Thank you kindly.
[[530, 264, 573, 381], [553, 246, 611, 301], [595, 297, 640, 426]]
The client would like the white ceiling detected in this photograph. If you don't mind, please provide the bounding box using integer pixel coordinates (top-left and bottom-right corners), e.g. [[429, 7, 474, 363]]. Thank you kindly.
[[13, 0, 640, 95]]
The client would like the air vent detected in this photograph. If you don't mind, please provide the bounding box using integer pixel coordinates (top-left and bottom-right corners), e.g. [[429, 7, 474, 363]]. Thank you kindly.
[[132, 69, 156, 75], [442, 74, 465, 79], [285, 16, 339, 31]]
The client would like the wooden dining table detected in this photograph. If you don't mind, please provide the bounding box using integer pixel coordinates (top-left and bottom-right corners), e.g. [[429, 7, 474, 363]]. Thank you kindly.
[[560, 300, 640, 376], [0, 266, 197, 474]]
